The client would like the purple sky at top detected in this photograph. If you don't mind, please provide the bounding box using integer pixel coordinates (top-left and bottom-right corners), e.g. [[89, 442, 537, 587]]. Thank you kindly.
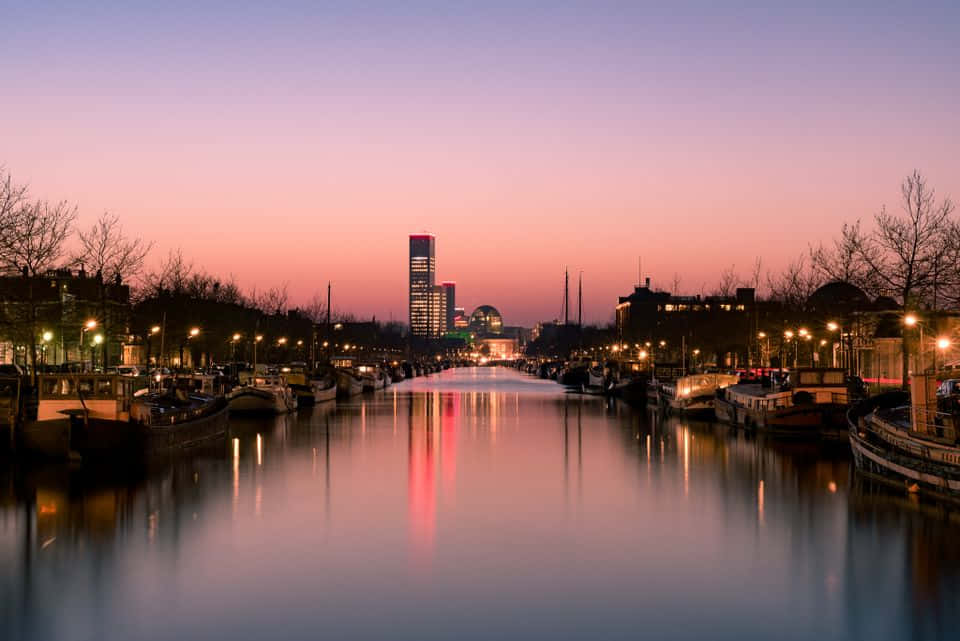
[[2, 1, 958, 326]]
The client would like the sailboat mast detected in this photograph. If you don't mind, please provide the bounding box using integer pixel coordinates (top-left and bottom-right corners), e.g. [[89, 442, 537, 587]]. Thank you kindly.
[[577, 271, 582, 328], [564, 267, 569, 325]]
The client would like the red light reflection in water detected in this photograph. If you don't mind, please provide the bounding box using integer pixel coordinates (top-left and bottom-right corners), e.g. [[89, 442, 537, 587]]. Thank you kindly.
[[408, 392, 461, 561]]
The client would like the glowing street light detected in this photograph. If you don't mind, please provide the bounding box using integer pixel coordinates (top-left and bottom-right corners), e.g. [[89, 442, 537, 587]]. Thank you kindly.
[[255, 334, 263, 343], [93, 334, 104, 345], [937, 337, 951, 351], [151, 325, 161, 335], [277, 337, 287, 345], [85, 319, 97, 330], [827, 321, 839, 332], [42, 330, 53, 342], [189, 327, 200, 338], [758, 331, 766, 339], [232, 333, 242, 342], [798, 328, 809, 337], [784, 330, 794, 339], [904, 314, 918, 328]]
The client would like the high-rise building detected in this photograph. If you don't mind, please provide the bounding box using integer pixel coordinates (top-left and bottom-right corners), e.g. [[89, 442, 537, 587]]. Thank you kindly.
[[409, 234, 438, 338], [441, 282, 456, 334]]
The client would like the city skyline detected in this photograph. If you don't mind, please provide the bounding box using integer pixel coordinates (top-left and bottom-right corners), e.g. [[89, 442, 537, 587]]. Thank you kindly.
[[2, 2, 959, 326]]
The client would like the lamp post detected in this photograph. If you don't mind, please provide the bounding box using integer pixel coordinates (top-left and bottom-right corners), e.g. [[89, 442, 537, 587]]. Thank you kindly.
[[41, 331, 53, 368], [92, 334, 104, 371], [936, 337, 951, 372], [147, 325, 161, 367], [80, 319, 97, 372], [904, 314, 923, 379]]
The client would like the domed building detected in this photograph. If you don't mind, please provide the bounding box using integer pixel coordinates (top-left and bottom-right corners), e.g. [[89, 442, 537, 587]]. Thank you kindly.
[[806, 280, 871, 316], [469, 305, 503, 335]]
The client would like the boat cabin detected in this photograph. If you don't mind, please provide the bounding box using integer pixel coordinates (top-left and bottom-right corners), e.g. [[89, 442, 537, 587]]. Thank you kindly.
[[37, 374, 135, 422], [723, 368, 849, 410]]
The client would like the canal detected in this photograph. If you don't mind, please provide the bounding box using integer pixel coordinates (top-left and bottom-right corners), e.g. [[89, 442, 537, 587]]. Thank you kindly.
[[2, 366, 959, 641]]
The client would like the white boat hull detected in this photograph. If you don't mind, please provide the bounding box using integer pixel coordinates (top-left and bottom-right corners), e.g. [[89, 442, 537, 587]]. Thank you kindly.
[[228, 386, 296, 414]]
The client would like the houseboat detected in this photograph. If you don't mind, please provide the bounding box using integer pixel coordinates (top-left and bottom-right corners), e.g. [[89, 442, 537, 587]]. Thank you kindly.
[[849, 375, 960, 498], [19, 373, 228, 459], [336, 368, 364, 397], [282, 362, 336, 406], [660, 373, 739, 416], [227, 374, 297, 414], [130, 382, 229, 451], [359, 365, 387, 392], [715, 368, 850, 438]]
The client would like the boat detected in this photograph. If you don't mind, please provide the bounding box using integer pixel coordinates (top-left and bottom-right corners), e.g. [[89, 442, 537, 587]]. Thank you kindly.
[[660, 372, 739, 416], [613, 376, 648, 406], [131, 384, 229, 451], [360, 365, 387, 392], [1, 375, 22, 450], [227, 374, 297, 414], [715, 368, 851, 438], [19, 373, 227, 459], [336, 368, 363, 397], [849, 374, 960, 498], [282, 362, 336, 406]]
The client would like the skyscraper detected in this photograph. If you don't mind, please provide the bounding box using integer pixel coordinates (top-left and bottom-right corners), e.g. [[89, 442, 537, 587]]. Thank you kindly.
[[409, 234, 437, 337], [441, 281, 456, 334]]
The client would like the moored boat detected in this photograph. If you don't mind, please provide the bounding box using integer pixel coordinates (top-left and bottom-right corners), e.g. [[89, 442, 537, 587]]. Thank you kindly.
[[336, 368, 364, 397], [227, 374, 297, 414], [716, 368, 850, 439], [660, 372, 739, 416], [20, 373, 227, 459], [849, 375, 960, 498]]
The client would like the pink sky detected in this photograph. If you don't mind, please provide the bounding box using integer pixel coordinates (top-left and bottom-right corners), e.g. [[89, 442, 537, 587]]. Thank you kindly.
[[3, 3, 958, 326]]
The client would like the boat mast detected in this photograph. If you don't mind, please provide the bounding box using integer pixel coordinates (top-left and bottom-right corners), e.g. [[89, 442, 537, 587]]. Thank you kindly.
[[564, 267, 569, 326], [327, 281, 332, 363], [577, 271, 582, 329]]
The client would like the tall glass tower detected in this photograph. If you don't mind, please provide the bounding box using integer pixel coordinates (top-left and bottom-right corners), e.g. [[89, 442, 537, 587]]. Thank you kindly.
[[409, 234, 437, 337]]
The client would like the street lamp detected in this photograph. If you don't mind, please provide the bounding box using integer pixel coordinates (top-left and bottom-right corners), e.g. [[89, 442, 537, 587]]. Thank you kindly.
[[80, 319, 98, 372], [903, 314, 924, 377]]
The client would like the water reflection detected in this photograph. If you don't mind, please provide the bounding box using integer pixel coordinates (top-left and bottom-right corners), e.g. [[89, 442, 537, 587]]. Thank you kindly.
[[2, 367, 960, 640]]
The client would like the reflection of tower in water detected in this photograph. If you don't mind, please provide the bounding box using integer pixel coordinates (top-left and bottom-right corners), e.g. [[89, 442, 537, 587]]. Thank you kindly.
[[407, 391, 461, 555]]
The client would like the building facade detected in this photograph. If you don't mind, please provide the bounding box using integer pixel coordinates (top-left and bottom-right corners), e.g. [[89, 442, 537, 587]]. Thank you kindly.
[[409, 234, 438, 338]]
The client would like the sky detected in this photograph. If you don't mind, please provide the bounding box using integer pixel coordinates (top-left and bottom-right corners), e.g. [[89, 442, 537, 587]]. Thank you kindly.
[[2, 1, 958, 326]]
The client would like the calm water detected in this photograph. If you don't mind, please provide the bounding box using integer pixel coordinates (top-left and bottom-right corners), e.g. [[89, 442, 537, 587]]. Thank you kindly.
[[3, 366, 960, 641]]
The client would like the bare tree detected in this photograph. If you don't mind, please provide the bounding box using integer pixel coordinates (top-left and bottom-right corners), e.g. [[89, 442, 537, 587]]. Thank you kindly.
[[766, 254, 820, 310], [850, 171, 955, 387], [0, 168, 29, 249], [0, 172, 76, 384], [810, 221, 880, 295], [714, 264, 741, 298], [0, 198, 76, 276], [75, 212, 153, 283], [141, 248, 195, 298], [301, 292, 328, 324], [249, 283, 290, 316]]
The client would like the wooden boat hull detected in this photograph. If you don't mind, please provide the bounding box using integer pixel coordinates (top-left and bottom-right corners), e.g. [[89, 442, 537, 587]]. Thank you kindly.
[[336, 371, 363, 397], [664, 395, 715, 416], [21, 402, 229, 459], [849, 421, 960, 496], [228, 387, 295, 414], [848, 391, 960, 498], [313, 382, 337, 403], [141, 402, 229, 451], [716, 396, 846, 438]]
